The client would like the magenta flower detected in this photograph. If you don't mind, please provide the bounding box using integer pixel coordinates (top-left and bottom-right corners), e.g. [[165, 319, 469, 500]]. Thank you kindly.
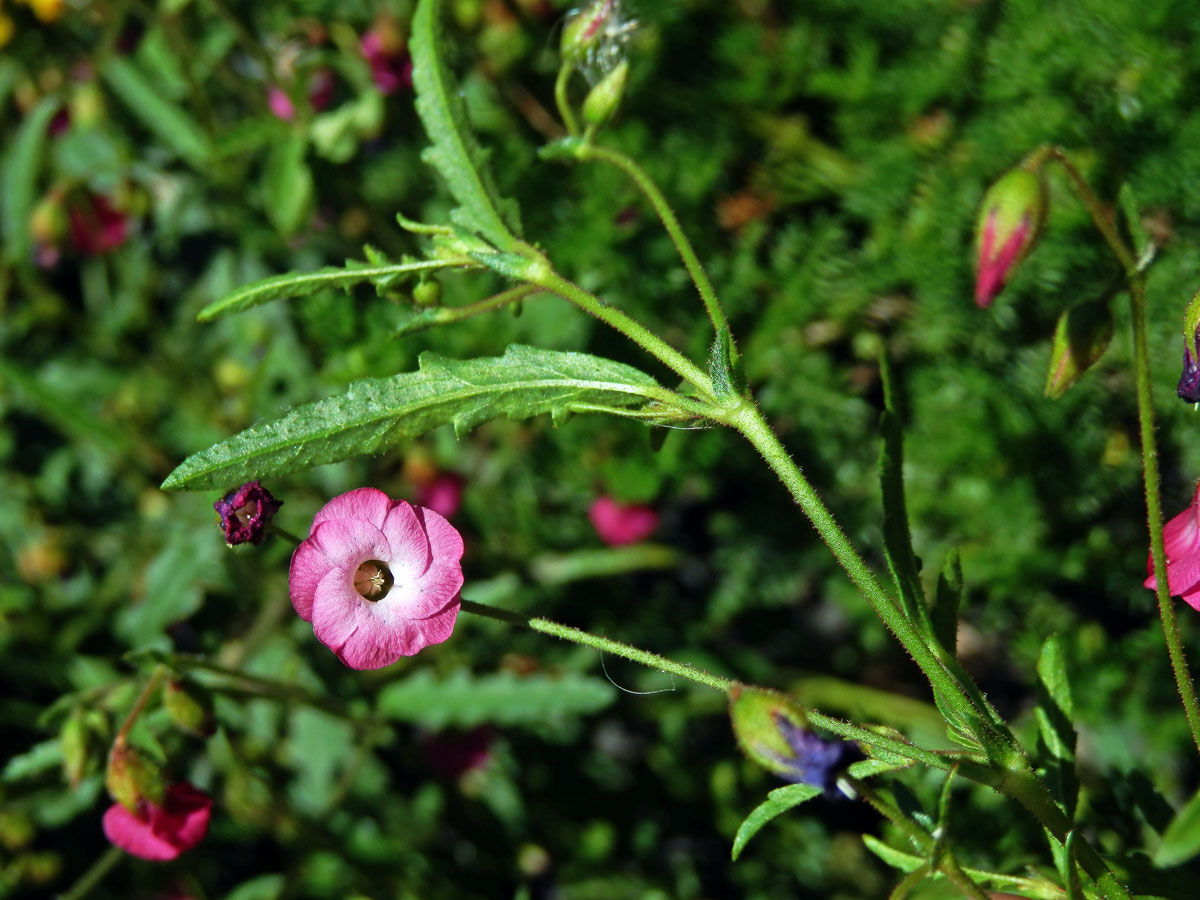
[[213, 481, 282, 546], [289, 488, 464, 669], [102, 782, 212, 861], [973, 164, 1047, 308], [416, 473, 464, 519], [1179, 338, 1200, 403], [588, 496, 658, 546], [360, 28, 411, 94], [267, 86, 295, 121], [68, 193, 129, 255], [1145, 484, 1200, 611]]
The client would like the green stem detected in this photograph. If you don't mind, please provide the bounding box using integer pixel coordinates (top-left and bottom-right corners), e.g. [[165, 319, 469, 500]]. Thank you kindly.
[[575, 143, 734, 351], [1129, 280, 1200, 755], [1050, 147, 1200, 755], [555, 65, 580, 137], [403, 285, 539, 334], [726, 401, 980, 722], [170, 656, 363, 721], [113, 666, 167, 745], [55, 846, 124, 900], [534, 267, 719, 399], [460, 599, 733, 692]]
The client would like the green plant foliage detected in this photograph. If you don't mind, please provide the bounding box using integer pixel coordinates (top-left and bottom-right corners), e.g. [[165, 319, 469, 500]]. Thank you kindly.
[[731, 783, 823, 860], [162, 345, 671, 490]]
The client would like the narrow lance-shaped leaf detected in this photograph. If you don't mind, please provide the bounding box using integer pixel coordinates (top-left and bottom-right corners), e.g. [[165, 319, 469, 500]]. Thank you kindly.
[[410, 0, 522, 248], [162, 345, 671, 491], [100, 57, 212, 169], [2, 95, 59, 267], [731, 784, 823, 860], [196, 259, 455, 321]]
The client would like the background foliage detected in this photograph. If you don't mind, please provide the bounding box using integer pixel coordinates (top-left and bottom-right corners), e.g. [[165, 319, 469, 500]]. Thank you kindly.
[[4, 0, 1200, 897]]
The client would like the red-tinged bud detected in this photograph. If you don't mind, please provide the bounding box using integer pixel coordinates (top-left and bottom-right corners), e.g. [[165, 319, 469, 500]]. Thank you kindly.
[[582, 59, 628, 127], [106, 742, 166, 814], [561, 0, 615, 65], [974, 163, 1048, 308]]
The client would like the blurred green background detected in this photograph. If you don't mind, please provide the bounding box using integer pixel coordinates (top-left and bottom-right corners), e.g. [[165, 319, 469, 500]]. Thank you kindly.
[[5, 0, 1200, 897]]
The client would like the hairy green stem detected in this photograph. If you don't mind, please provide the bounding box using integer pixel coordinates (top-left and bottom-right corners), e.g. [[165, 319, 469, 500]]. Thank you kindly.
[[575, 142, 735, 352], [725, 401, 981, 723], [404, 284, 540, 334], [554, 65, 580, 137], [460, 599, 733, 692], [1050, 148, 1200, 755], [534, 267, 718, 399]]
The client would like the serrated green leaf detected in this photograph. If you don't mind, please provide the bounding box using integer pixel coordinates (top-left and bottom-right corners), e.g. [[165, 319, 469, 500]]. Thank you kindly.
[[162, 345, 666, 490], [196, 260, 453, 321], [376, 669, 616, 729], [731, 784, 823, 860], [262, 135, 314, 238], [410, 0, 522, 248], [2, 95, 59, 267], [100, 57, 212, 168]]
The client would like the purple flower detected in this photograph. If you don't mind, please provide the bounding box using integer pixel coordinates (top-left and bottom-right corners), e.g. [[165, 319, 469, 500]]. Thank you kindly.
[[766, 712, 851, 796], [213, 481, 282, 546], [1179, 340, 1200, 403]]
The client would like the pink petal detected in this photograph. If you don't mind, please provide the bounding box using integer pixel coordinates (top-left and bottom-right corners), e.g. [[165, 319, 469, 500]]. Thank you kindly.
[[589, 496, 659, 546], [102, 783, 211, 861], [103, 804, 183, 861], [417, 505, 466, 567], [311, 487, 394, 533], [379, 501, 433, 581], [335, 598, 460, 669], [310, 565, 368, 654], [289, 519, 391, 621]]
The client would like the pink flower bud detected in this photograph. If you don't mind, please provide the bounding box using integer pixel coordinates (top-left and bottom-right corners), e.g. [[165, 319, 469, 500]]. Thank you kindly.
[[213, 481, 282, 547], [588, 496, 658, 546], [973, 164, 1047, 308]]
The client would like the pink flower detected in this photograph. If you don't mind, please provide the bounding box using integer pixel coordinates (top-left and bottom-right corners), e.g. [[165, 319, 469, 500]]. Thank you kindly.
[[1146, 484, 1200, 611], [588, 496, 658, 546], [267, 86, 295, 121], [68, 193, 128, 255], [416, 473, 463, 519], [360, 28, 411, 94], [102, 782, 212, 861], [213, 480, 282, 546], [289, 488, 464, 669], [420, 725, 493, 779]]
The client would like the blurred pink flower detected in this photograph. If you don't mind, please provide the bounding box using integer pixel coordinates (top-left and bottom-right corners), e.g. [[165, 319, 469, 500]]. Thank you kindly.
[[267, 69, 335, 121], [421, 725, 493, 779], [289, 488, 464, 669], [102, 782, 212, 861], [360, 29, 411, 94], [588, 496, 658, 546], [68, 193, 128, 255], [1146, 484, 1200, 610], [267, 86, 295, 121], [417, 473, 464, 519]]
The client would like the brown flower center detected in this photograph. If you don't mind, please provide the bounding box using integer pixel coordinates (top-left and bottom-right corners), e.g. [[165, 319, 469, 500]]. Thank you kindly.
[[353, 560, 393, 601]]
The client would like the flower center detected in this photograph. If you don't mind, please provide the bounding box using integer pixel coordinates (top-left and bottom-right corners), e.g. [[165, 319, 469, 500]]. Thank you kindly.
[[233, 501, 257, 526], [353, 560, 393, 601]]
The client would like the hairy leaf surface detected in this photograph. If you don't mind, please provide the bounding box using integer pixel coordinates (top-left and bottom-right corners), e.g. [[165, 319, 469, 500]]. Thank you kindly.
[[162, 346, 665, 490]]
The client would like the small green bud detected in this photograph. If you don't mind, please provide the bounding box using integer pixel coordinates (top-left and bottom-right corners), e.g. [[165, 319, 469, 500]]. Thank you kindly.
[[60, 709, 91, 787], [582, 60, 629, 127], [164, 681, 215, 737], [413, 279, 442, 308], [728, 684, 849, 792], [106, 742, 165, 813]]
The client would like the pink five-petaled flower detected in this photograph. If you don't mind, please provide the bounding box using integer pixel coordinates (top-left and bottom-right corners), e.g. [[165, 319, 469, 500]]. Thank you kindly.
[[1145, 484, 1200, 611], [973, 164, 1047, 308], [102, 782, 212, 861], [213, 481, 282, 546], [289, 488, 464, 669], [588, 496, 658, 546]]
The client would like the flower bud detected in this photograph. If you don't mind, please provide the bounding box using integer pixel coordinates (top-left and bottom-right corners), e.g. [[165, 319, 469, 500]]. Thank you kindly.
[[1179, 288, 1200, 403], [582, 59, 628, 127], [60, 709, 91, 787], [974, 163, 1047, 308], [728, 684, 850, 795], [560, 0, 615, 66], [213, 481, 282, 547], [106, 742, 166, 814], [163, 682, 215, 737], [413, 279, 441, 308]]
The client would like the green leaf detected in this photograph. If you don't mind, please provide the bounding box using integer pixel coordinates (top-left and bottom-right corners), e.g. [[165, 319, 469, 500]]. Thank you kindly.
[[707, 326, 737, 399], [1044, 296, 1115, 399], [529, 544, 679, 585], [162, 345, 666, 490], [2, 739, 62, 782], [930, 548, 963, 655], [1036, 633, 1078, 817], [1118, 182, 1153, 266], [730, 784, 823, 860], [1, 95, 59, 267], [196, 260, 452, 321], [100, 57, 212, 169], [376, 669, 616, 729], [262, 135, 314, 238], [846, 758, 911, 779], [221, 875, 285, 900], [1156, 788, 1200, 867], [862, 836, 1068, 900], [410, 0, 522, 248]]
